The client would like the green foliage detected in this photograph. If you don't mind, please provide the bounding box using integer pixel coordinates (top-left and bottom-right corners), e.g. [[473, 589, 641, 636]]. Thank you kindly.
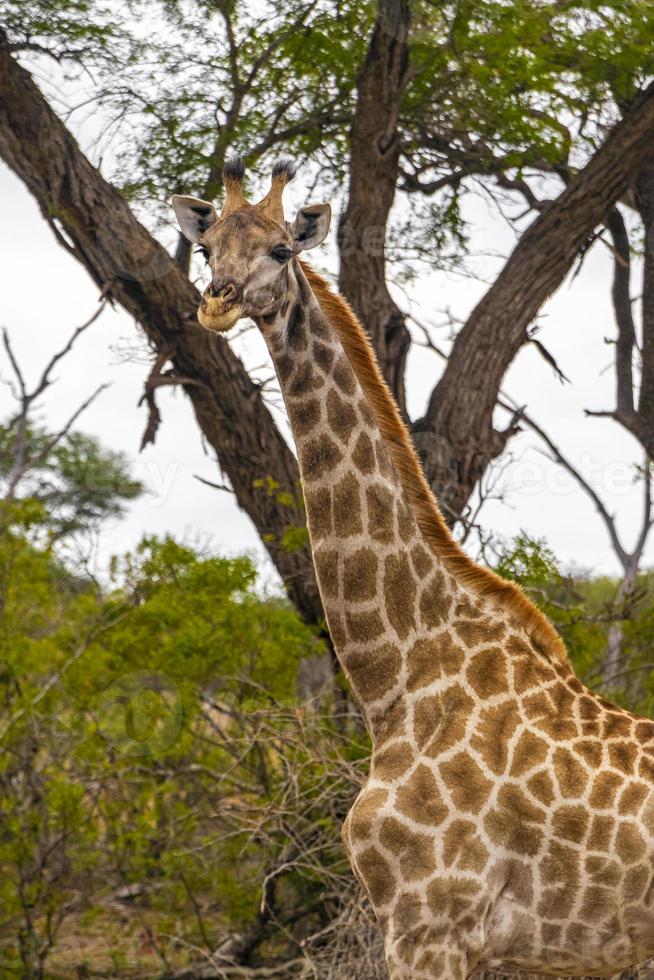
[[10, 0, 654, 272], [0, 423, 143, 540], [0, 496, 337, 976]]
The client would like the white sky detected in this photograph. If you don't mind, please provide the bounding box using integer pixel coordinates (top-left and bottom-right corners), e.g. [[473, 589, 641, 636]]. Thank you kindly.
[[0, 111, 649, 585]]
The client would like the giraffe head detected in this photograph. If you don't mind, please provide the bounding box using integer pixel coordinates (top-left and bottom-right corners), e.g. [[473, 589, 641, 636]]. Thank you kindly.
[[172, 159, 331, 331]]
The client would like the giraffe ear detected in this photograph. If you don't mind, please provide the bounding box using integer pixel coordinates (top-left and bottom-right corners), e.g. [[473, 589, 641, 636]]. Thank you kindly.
[[171, 195, 217, 244], [291, 204, 331, 252]]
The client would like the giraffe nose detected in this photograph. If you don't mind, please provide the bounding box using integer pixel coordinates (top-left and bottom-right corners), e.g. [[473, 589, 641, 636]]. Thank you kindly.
[[208, 278, 239, 303]]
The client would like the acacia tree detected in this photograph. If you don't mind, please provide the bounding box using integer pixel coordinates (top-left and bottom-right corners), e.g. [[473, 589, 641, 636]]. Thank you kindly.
[[1, 0, 654, 634]]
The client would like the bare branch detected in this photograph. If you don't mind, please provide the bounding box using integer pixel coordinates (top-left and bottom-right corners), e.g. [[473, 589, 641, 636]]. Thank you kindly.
[[499, 396, 630, 569]]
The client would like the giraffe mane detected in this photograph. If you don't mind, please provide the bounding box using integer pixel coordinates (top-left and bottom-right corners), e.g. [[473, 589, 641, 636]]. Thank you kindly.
[[301, 260, 570, 667]]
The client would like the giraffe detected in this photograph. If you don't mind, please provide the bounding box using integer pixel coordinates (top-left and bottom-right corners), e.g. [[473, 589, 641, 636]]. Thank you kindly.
[[172, 159, 654, 980]]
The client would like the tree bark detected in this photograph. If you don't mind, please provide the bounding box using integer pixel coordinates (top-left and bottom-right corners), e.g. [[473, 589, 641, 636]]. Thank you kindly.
[[0, 29, 322, 626], [337, 0, 411, 416], [415, 81, 654, 521]]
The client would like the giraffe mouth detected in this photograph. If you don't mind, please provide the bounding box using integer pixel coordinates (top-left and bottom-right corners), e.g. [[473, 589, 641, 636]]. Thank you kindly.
[[197, 295, 243, 333]]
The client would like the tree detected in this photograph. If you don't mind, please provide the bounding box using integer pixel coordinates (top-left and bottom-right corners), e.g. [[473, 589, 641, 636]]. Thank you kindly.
[[3, 3, 654, 627], [0, 309, 143, 543]]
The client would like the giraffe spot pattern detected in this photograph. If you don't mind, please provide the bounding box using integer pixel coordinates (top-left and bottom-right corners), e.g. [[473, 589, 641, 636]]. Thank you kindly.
[[343, 546, 378, 601], [383, 553, 417, 640], [442, 819, 490, 873], [313, 340, 335, 373], [471, 701, 520, 776], [466, 646, 508, 699], [347, 642, 402, 703], [327, 387, 358, 444], [265, 281, 654, 978], [419, 570, 453, 628], [380, 816, 436, 880], [406, 633, 464, 691], [287, 396, 321, 435], [304, 486, 332, 539], [366, 483, 395, 542], [352, 431, 375, 474], [333, 354, 357, 394], [440, 752, 492, 813], [395, 764, 447, 826], [333, 472, 363, 536], [299, 434, 342, 481]]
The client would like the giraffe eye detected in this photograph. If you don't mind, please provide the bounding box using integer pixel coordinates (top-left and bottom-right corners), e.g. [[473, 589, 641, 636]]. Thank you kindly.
[[270, 245, 293, 263]]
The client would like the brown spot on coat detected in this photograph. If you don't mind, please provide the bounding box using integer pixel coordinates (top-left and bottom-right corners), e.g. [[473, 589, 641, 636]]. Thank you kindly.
[[346, 608, 385, 643], [574, 739, 603, 769], [440, 752, 492, 813], [375, 437, 394, 479], [466, 646, 508, 699], [471, 701, 520, 776], [589, 771, 624, 810], [427, 877, 478, 920], [618, 781, 649, 816], [287, 303, 308, 350], [305, 486, 332, 538], [313, 340, 334, 373], [276, 353, 294, 381], [366, 483, 395, 543], [333, 472, 363, 536], [635, 721, 654, 743], [579, 696, 601, 720], [608, 740, 638, 774], [410, 543, 433, 578], [289, 360, 320, 397], [343, 547, 378, 601], [526, 770, 556, 806], [485, 786, 546, 856], [352, 431, 375, 474], [615, 822, 647, 864], [396, 764, 447, 826], [553, 746, 589, 798], [383, 552, 416, 640], [372, 740, 414, 780], [288, 397, 320, 436], [347, 642, 402, 703], [456, 619, 506, 646], [552, 805, 589, 844], [333, 355, 357, 394], [603, 712, 633, 739], [513, 653, 553, 694], [380, 816, 436, 880], [511, 731, 550, 777], [327, 388, 357, 445], [406, 633, 464, 691], [300, 434, 342, 482], [587, 814, 615, 852], [419, 570, 453, 628], [308, 305, 330, 339], [396, 499, 415, 542], [347, 787, 388, 842], [443, 819, 490, 872], [356, 846, 396, 906], [314, 547, 339, 598]]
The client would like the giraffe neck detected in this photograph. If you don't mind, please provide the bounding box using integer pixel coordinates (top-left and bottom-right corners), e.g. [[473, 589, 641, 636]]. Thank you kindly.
[[258, 261, 474, 736]]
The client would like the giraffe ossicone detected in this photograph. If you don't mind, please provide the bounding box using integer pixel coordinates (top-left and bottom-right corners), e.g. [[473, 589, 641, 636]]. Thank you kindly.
[[173, 160, 654, 980]]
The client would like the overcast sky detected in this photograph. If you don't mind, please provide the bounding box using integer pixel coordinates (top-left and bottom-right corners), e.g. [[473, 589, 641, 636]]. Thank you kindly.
[[1, 111, 649, 585]]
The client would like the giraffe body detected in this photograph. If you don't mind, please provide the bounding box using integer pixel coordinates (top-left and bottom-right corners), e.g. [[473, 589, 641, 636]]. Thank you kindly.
[[172, 161, 654, 979]]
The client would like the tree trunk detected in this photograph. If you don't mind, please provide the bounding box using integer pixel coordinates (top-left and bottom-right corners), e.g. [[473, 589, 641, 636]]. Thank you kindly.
[[0, 29, 322, 627], [415, 81, 654, 521], [603, 563, 638, 690], [337, 0, 411, 416]]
